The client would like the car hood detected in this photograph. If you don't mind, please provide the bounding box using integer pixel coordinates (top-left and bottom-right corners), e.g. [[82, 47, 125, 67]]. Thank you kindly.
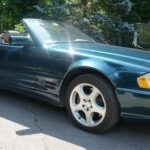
[[47, 42, 150, 69]]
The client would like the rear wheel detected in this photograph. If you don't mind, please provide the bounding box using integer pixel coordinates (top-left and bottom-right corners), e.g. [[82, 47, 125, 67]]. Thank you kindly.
[[66, 74, 120, 133]]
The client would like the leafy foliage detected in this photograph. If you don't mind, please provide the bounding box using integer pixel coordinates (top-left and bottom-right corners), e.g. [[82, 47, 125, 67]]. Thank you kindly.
[[127, 0, 150, 23], [14, 23, 26, 33], [0, 0, 149, 47], [35, 0, 136, 47], [0, 0, 38, 32]]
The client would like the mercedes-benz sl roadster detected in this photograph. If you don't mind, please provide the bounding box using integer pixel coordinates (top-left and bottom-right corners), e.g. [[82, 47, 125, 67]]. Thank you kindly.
[[0, 19, 150, 133]]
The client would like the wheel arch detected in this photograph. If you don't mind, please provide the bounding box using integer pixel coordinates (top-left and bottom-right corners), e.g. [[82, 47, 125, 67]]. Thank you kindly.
[[60, 66, 116, 106]]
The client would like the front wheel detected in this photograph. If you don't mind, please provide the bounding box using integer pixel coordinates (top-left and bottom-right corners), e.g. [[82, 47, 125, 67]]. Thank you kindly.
[[66, 74, 120, 133]]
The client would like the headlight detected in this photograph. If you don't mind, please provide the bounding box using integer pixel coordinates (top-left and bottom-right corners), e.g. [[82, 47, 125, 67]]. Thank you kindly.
[[137, 73, 150, 89]]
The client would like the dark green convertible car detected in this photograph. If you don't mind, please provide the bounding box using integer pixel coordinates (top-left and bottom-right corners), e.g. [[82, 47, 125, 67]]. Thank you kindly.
[[0, 19, 150, 133]]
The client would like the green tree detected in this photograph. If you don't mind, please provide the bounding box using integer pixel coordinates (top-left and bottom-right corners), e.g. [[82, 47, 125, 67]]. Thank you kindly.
[[127, 0, 150, 23], [14, 23, 26, 33], [35, 0, 135, 46], [0, 0, 149, 47], [0, 0, 40, 32]]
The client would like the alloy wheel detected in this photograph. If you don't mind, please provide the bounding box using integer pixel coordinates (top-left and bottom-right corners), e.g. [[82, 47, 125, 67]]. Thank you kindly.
[[69, 83, 106, 127]]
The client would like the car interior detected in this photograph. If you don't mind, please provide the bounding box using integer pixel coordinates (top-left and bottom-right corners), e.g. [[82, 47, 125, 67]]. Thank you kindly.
[[0, 31, 21, 44], [0, 29, 33, 47]]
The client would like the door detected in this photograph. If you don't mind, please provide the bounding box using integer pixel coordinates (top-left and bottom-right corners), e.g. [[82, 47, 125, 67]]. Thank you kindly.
[[0, 43, 37, 91]]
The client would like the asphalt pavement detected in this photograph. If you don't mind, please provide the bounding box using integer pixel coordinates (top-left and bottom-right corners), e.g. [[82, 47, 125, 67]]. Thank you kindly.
[[0, 90, 149, 150]]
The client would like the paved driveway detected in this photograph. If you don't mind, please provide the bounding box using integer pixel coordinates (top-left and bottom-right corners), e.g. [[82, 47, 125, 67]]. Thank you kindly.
[[0, 91, 149, 150]]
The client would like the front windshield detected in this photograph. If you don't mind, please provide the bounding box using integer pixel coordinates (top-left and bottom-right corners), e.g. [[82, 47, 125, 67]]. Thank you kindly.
[[26, 20, 94, 45]]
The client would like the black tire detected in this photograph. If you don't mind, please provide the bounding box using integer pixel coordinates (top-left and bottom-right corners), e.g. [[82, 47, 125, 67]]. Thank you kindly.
[[65, 74, 120, 133]]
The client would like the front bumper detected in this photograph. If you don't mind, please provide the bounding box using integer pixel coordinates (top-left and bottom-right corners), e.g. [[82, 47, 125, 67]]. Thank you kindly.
[[116, 88, 150, 120]]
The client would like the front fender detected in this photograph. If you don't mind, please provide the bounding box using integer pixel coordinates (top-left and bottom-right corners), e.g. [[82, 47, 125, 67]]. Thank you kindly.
[[65, 57, 147, 89], [66, 58, 117, 85]]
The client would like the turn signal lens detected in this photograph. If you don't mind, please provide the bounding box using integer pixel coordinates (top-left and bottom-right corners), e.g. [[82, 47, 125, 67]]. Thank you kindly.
[[137, 73, 150, 89]]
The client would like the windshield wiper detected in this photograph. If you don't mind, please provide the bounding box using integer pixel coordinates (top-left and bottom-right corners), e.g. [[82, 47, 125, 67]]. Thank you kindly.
[[45, 41, 69, 44], [73, 39, 93, 43], [45, 39, 94, 45]]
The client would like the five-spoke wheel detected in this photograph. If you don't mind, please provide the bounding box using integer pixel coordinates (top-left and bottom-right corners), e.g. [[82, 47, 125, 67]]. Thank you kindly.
[[66, 74, 120, 133], [70, 83, 106, 127]]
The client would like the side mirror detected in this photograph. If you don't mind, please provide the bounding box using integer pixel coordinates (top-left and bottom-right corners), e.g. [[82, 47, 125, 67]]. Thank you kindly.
[[9, 36, 33, 47]]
